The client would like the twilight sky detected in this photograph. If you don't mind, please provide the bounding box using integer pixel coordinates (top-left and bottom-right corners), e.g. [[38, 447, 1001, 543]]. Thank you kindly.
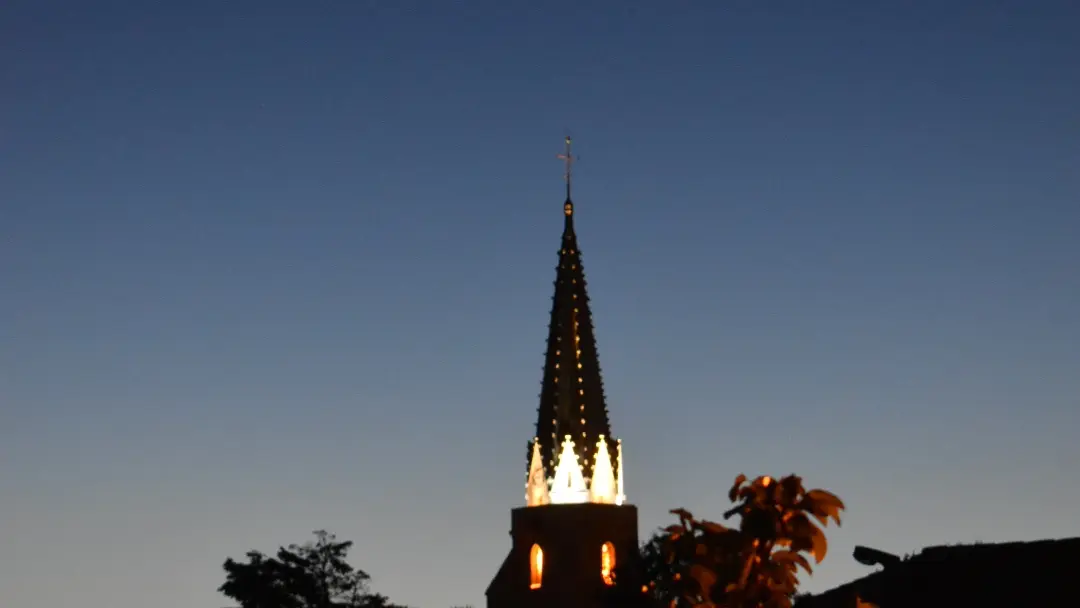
[[2, 2, 1078, 607]]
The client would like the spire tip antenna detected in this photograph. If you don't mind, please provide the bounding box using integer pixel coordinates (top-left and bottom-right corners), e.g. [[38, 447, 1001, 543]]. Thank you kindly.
[[556, 136, 576, 203]]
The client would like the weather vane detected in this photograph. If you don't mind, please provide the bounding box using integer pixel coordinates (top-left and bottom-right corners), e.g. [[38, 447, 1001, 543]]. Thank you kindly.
[[557, 136, 576, 200]]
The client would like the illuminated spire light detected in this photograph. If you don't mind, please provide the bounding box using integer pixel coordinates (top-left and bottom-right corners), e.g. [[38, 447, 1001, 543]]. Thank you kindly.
[[615, 439, 626, 506], [589, 435, 617, 504], [526, 439, 551, 507], [549, 435, 589, 504]]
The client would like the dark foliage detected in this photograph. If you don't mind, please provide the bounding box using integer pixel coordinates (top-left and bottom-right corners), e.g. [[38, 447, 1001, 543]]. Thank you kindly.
[[219, 530, 406, 608]]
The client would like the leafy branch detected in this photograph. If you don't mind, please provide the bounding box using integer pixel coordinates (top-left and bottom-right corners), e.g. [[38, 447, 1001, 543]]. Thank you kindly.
[[645, 474, 845, 608]]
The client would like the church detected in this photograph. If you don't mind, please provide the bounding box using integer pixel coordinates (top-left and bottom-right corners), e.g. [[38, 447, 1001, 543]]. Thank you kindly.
[[486, 139, 650, 608]]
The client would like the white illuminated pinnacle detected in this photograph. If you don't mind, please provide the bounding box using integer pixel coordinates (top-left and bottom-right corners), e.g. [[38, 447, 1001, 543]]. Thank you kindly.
[[549, 435, 589, 504], [525, 439, 551, 507], [589, 435, 617, 504]]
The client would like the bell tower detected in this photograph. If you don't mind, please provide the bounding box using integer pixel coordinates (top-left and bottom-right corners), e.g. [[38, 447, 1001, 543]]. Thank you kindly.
[[486, 138, 649, 608]]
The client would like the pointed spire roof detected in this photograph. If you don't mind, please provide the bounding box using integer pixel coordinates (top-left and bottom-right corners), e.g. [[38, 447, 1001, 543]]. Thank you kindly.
[[530, 137, 618, 484]]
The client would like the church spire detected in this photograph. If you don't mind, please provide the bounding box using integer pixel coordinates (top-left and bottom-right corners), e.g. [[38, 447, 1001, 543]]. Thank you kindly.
[[489, 139, 642, 608], [525, 137, 623, 507]]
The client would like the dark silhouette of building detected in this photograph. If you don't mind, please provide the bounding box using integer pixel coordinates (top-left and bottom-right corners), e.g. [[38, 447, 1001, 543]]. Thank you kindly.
[[486, 139, 649, 608], [795, 537, 1080, 607]]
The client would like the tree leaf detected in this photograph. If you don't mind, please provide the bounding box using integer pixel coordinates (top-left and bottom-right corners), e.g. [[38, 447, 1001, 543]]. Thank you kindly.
[[670, 508, 695, 527], [804, 489, 845, 526], [809, 526, 828, 563], [770, 550, 812, 575], [800, 499, 831, 528], [699, 520, 729, 534], [664, 524, 686, 535], [779, 475, 804, 507], [689, 564, 718, 597], [785, 512, 817, 546], [728, 474, 747, 502]]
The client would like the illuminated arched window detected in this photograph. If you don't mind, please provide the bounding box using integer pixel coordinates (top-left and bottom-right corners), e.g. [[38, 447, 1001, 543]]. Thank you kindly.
[[529, 544, 544, 589], [601, 542, 616, 586]]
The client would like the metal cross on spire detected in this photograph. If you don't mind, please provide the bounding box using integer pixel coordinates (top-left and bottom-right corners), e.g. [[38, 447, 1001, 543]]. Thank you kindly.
[[556, 136, 576, 200]]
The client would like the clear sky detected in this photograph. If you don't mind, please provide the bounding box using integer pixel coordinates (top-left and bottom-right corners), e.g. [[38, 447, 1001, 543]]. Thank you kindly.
[[2, 2, 1078, 607]]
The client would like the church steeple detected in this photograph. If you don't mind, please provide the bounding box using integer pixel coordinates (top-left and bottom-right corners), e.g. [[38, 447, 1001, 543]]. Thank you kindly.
[[488, 139, 646, 608], [525, 137, 623, 507]]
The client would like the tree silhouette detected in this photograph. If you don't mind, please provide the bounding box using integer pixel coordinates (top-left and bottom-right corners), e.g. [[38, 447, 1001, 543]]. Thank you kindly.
[[643, 474, 846, 608], [219, 530, 405, 608]]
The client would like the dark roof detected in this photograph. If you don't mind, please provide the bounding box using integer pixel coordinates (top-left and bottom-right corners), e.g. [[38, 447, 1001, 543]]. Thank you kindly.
[[529, 196, 617, 480], [796, 537, 1080, 608]]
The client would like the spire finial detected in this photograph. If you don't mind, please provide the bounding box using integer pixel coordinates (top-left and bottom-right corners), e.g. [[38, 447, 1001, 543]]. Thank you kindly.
[[557, 136, 575, 203]]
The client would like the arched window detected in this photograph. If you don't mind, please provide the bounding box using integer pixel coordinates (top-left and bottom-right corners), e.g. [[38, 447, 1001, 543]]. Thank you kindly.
[[601, 542, 616, 586], [529, 544, 544, 589]]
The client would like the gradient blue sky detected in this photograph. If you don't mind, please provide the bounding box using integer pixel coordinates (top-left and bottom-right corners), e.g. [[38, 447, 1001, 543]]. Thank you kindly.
[[2, 2, 1078, 607]]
